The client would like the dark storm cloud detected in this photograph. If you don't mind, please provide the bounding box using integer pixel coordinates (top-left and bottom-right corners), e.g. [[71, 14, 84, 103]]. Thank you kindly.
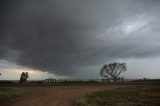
[[1, 0, 160, 76]]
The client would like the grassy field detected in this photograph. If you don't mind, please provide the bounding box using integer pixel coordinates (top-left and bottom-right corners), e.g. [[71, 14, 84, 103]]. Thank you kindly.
[[0, 80, 160, 106], [0, 87, 27, 102], [75, 84, 160, 106]]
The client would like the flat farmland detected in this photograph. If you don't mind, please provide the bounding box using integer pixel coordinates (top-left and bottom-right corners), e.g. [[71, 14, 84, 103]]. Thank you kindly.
[[0, 81, 160, 106]]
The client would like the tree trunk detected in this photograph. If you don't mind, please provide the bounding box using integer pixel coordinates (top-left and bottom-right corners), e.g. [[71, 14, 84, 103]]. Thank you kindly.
[[113, 77, 117, 83]]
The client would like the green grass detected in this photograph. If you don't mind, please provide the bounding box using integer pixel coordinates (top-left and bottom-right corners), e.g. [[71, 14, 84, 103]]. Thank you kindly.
[[0, 87, 26, 102], [75, 85, 160, 106]]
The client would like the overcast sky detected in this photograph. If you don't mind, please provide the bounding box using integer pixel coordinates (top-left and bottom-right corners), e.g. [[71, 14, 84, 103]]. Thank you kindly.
[[0, 0, 160, 80]]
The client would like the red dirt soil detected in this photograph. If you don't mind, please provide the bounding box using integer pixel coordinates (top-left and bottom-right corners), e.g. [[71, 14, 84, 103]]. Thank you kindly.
[[1, 85, 119, 106]]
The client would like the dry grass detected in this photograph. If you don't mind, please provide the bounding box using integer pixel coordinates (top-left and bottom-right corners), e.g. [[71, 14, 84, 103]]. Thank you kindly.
[[0, 87, 26, 102], [75, 85, 160, 106]]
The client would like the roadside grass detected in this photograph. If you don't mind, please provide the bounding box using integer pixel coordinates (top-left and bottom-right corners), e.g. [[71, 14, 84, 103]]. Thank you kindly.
[[0, 87, 27, 102], [75, 85, 160, 106]]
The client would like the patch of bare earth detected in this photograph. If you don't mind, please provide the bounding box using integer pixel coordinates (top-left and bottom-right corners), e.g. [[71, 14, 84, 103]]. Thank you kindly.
[[3, 85, 121, 106]]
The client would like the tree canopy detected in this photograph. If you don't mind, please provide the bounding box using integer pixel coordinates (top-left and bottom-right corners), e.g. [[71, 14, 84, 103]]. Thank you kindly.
[[20, 72, 29, 83], [100, 63, 127, 83]]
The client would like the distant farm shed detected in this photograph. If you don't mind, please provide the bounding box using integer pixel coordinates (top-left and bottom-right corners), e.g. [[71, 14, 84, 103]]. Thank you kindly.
[[42, 78, 62, 85]]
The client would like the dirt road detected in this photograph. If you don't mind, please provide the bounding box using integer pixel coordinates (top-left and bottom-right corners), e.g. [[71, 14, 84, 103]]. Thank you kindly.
[[6, 85, 114, 106]]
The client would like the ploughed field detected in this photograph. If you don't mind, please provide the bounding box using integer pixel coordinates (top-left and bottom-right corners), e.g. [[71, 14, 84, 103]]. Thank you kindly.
[[0, 81, 160, 106]]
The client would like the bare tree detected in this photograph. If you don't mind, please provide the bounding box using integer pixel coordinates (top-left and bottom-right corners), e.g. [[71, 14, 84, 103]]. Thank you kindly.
[[100, 63, 127, 83], [20, 72, 29, 83]]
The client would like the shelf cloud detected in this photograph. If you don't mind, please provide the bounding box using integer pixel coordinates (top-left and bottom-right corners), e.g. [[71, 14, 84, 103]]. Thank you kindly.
[[1, 0, 160, 78]]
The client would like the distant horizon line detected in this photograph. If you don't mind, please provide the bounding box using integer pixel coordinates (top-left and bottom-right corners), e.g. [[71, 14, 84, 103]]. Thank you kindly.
[[0, 78, 160, 81]]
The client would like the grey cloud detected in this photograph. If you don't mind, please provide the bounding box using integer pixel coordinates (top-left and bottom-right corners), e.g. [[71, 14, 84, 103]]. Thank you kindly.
[[1, 0, 160, 76]]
